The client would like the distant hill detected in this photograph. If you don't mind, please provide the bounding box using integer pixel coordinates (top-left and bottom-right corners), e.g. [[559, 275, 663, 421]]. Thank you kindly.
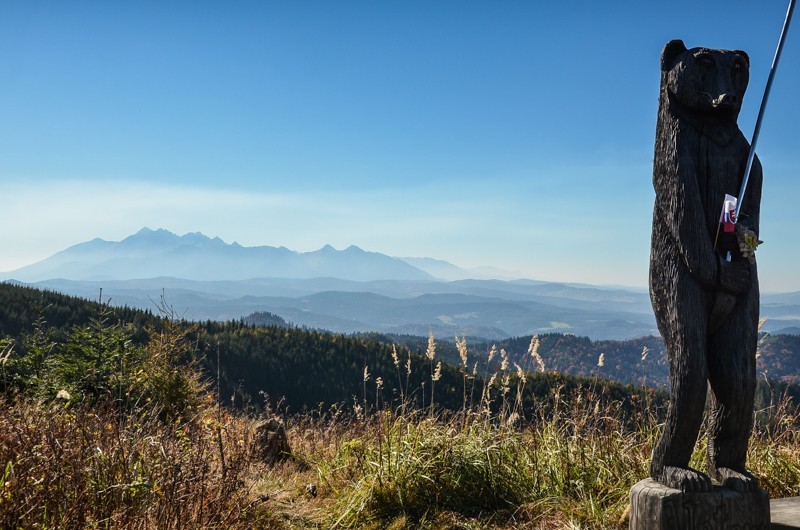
[[772, 327, 800, 336], [16, 276, 659, 340], [399, 256, 525, 281], [241, 311, 288, 327], [758, 333, 800, 385]]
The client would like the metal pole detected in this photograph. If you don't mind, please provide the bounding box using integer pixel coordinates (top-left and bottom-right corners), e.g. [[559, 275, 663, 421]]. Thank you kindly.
[[735, 0, 796, 221]]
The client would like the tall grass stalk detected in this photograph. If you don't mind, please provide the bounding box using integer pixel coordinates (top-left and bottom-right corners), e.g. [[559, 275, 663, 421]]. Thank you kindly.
[[426, 330, 436, 416]]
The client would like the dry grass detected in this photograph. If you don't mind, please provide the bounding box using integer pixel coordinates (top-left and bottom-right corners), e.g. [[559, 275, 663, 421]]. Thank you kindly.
[[2, 334, 800, 529], [0, 396, 280, 529]]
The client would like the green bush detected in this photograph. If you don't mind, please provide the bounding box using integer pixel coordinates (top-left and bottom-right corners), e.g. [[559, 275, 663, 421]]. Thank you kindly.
[[1, 304, 203, 420]]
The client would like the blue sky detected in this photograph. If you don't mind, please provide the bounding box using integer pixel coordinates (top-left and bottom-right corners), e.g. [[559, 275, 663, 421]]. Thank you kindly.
[[2, 1, 799, 291]]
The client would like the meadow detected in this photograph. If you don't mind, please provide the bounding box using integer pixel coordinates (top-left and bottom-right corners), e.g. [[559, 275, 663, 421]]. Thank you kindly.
[[2, 316, 799, 530]]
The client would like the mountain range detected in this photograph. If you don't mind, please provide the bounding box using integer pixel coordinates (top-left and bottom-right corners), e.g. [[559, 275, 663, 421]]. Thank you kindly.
[[3, 228, 799, 340], [4, 228, 435, 282]]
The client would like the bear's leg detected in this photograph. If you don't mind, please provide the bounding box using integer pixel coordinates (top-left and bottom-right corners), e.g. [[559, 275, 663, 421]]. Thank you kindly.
[[650, 296, 712, 492], [707, 286, 759, 492]]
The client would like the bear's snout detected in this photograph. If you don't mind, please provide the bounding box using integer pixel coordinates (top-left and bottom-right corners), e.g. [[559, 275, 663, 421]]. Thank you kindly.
[[711, 92, 739, 109]]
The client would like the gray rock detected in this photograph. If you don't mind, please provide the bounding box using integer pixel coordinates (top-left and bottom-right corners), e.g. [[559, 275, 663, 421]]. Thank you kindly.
[[254, 417, 291, 464]]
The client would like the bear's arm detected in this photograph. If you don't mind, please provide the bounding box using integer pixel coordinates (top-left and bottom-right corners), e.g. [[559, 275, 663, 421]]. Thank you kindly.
[[653, 144, 719, 288]]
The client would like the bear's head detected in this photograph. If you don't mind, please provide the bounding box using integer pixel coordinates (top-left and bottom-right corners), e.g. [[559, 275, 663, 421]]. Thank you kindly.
[[661, 39, 749, 118]]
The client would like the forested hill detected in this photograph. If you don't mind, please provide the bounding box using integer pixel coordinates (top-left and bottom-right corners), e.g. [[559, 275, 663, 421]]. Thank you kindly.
[[0, 282, 157, 340], [0, 282, 667, 413], [2, 282, 796, 413]]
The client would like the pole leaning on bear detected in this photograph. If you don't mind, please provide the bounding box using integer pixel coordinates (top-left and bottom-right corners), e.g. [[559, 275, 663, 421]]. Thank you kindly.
[[735, 0, 796, 222]]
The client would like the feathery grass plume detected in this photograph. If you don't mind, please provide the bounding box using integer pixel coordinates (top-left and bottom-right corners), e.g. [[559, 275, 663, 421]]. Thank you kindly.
[[429, 360, 443, 415], [375, 377, 384, 409], [488, 372, 498, 399], [500, 348, 509, 372], [362, 365, 370, 411], [455, 336, 471, 415], [426, 330, 438, 414], [514, 362, 526, 384], [391, 344, 404, 404], [432, 362, 442, 382], [641, 346, 649, 361], [481, 344, 497, 384], [479, 345, 499, 414], [510, 362, 528, 422], [426, 329, 436, 361], [465, 358, 480, 417], [597, 353, 605, 368], [483, 372, 499, 408], [405, 354, 412, 403], [456, 335, 468, 368], [528, 335, 545, 373], [528, 335, 539, 353]]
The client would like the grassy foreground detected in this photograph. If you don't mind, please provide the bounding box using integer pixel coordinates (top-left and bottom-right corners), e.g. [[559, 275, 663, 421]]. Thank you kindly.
[[3, 388, 800, 528], [1, 331, 800, 529]]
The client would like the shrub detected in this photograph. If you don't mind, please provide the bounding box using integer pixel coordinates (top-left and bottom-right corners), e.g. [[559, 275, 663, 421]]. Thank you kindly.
[[2, 304, 204, 420]]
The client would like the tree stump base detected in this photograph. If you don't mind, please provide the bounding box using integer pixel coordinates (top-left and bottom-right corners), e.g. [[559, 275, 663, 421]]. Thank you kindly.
[[629, 478, 770, 529]]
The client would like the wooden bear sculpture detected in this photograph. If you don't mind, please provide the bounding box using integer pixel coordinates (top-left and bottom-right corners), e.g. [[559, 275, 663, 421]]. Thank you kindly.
[[649, 39, 762, 493]]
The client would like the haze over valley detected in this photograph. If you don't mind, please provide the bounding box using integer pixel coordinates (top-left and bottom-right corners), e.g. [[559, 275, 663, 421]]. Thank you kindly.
[[4, 228, 800, 341]]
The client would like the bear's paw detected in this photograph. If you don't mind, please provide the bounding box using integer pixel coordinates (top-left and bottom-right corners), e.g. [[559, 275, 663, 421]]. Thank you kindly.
[[710, 466, 759, 492], [660, 466, 713, 492]]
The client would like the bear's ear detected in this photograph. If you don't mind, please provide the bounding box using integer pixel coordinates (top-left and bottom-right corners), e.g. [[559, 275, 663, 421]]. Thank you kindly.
[[661, 39, 687, 71], [734, 50, 750, 65]]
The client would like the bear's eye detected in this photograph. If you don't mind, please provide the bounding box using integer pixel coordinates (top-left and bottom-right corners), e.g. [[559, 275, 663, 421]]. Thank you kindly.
[[695, 52, 715, 66]]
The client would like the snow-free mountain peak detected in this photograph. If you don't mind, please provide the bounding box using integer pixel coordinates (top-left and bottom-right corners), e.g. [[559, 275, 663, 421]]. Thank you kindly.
[[1, 228, 438, 283]]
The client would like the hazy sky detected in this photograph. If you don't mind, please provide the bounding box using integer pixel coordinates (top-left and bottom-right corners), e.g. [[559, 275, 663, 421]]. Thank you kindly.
[[2, 1, 799, 291]]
